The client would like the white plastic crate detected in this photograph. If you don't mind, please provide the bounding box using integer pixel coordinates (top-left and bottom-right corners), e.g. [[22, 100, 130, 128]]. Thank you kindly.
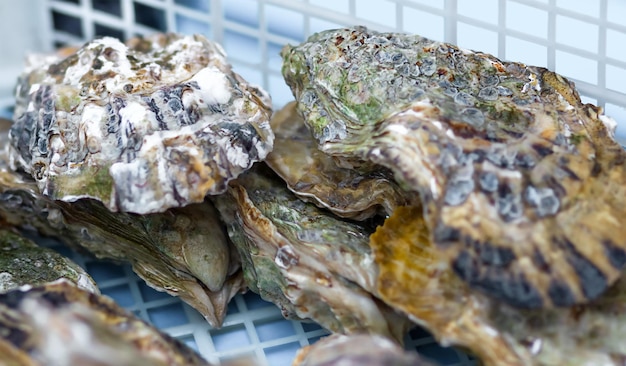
[[2, 1, 626, 365]]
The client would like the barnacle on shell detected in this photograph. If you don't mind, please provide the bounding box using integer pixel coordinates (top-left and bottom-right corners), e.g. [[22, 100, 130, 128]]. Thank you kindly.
[[9, 33, 274, 214], [282, 26, 626, 308], [371, 206, 626, 366]]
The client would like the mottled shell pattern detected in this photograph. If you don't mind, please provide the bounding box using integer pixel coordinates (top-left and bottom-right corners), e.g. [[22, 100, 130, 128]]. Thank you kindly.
[[9, 33, 274, 214], [0, 228, 210, 366], [282, 26, 626, 309], [0, 228, 98, 294], [212, 164, 411, 342], [370, 206, 626, 366], [1, 121, 242, 328], [266, 101, 416, 220]]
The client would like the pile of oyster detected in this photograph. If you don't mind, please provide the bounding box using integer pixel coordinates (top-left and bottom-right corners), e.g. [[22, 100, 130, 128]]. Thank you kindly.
[[2, 27, 626, 365]]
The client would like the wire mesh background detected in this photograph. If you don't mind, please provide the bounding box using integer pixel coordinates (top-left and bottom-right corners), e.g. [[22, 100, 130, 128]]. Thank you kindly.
[[1, 0, 625, 365]]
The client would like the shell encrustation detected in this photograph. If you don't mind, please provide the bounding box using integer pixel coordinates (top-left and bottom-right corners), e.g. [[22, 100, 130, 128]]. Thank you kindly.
[[9, 33, 274, 214], [282, 26, 626, 308]]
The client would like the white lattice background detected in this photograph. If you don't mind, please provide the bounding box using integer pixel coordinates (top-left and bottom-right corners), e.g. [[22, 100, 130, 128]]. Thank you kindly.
[[1, 1, 626, 365]]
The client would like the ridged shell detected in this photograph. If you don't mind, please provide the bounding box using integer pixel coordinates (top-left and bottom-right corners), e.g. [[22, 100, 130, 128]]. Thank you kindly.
[[266, 102, 415, 220], [292, 334, 431, 366], [1, 122, 243, 327], [0, 280, 211, 366], [9, 33, 274, 214], [371, 206, 626, 366], [0, 228, 97, 294], [212, 164, 411, 342], [282, 26, 626, 308]]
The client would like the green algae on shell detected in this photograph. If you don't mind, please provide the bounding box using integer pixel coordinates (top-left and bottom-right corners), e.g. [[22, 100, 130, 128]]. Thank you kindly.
[[282, 26, 626, 309], [9, 33, 274, 214], [1, 121, 243, 327], [212, 164, 411, 342], [0, 228, 98, 294]]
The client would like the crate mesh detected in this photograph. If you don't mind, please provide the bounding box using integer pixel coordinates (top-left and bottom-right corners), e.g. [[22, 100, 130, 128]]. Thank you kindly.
[[2, 0, 626, 365]]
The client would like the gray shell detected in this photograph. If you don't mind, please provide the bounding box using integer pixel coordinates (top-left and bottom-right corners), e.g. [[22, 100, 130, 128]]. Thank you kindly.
[[9, 33, 274, 214], [0, 228, 98, 294], [282, 26, 626, 309]]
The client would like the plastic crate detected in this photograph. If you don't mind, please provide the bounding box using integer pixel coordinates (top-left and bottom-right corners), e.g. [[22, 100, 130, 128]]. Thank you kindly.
[[2, 1, 626, 365]]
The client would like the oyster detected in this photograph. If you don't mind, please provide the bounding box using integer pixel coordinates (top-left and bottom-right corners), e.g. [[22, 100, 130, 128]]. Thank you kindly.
[[0, 280, 212, 366], [50, 198, 244, 327], [282, 26, 626, 308], [292, 334, 430, 366], [266, 101, 415, 220], [1, 119, 243, 327], [9, 33, 274, 214], [0, 227, 97, 293], [370, 205, 626, 365], [212, 164, 410, 342]]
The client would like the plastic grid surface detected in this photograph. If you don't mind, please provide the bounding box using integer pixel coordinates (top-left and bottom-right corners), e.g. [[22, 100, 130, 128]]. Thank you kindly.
[[32, 233, 476, 366], [1, 0, 625, 364], [0, 0, 624, 140]]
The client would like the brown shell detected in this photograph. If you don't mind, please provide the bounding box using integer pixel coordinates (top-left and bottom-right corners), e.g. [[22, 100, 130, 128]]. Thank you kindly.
[[371, 206, 626, 365], [0, 280, 211, 366], [266, 102, 414, 220], [282, 26, 626, 308]]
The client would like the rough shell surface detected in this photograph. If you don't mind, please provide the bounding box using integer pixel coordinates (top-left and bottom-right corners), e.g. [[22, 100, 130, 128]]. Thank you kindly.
[[212, 164, 411, 342], [292, 333, 431, 366], [282, 26, 626, 308], [370, 205, 626, 366], [0, 280, 212, 366], [1, 123, 242, 327], [0, 228, 98, 294], [51, 198, 244, 327], [9, 33, 274, 214], [266, 102, 416, 220]]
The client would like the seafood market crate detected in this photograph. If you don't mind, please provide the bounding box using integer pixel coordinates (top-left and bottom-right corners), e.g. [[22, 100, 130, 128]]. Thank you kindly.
[[1, 0, 626, 365]]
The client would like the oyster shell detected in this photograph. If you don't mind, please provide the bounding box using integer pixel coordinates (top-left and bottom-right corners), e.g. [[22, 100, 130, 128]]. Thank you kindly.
[[0, 227, 97, 293], [212, 164, 410, 342], [9, 33, 274, 214], [292, 334, 430, 366], [370, 205, 626, 366], [50, 197, 244, 328], [266, 101, 415, 220], [282, 26, 626, 308], [0, 280, 212, 366], [1, 120, 243, 327]]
